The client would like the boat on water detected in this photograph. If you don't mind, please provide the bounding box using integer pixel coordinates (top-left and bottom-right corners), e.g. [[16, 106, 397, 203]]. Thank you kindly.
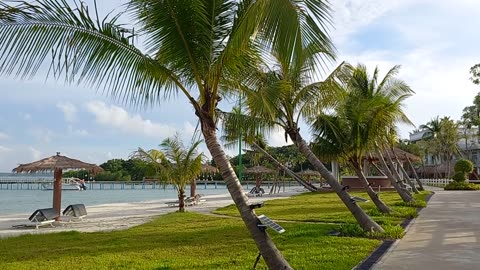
[[41, 178, 86, 191]]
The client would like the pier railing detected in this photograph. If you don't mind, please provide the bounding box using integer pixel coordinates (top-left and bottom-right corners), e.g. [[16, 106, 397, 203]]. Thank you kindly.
[[0, 180, 303, 190]]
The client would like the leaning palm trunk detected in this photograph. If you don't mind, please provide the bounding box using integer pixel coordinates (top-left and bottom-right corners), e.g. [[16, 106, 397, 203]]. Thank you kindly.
[[352, 164, 392, 214], [392, 151, 419, 194], [200, 115, 292, 269], [252, 143, 318, 192], [376, 150, 415, 203], [290, 131, 384, 232], [405, 155, 424, 191]]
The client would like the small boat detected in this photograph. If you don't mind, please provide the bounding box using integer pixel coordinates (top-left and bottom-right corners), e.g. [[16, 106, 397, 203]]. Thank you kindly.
[[41, 178, 86, 191]]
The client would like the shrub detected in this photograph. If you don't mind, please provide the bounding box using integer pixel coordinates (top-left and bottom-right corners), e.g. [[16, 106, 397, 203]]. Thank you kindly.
[[338, 224, 405, 239], [444, 181, 480, 190], [451, 159, 474, 183], [368, 224, 404, 239], [338, 224, 366, 237], [454, 159, 474, 174], [452, 171, 467, 182]]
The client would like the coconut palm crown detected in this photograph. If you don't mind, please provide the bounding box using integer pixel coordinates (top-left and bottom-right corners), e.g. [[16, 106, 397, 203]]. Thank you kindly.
[[311, 64, 414, 213]]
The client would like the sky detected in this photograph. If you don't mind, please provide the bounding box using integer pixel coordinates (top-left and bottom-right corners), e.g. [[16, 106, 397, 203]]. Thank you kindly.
[[0, 0, 479, 171]]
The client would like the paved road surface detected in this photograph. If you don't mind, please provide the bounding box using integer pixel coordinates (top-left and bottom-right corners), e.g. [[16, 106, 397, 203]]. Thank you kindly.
[[373, 190, 480, 270]]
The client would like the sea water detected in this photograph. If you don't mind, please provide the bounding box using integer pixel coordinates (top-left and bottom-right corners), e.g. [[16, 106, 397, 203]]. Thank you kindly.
[[0, 184, 234, 215]]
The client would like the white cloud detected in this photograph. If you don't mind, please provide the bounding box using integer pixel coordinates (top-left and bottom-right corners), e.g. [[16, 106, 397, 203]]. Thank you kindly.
[[0, 145, 11, 154], [85, 101, 177, 138], [0, 132, 8, 140], [331, 0, 417, 43], [56, 102, 77, 123], [267, 128, 292, 147], [30, 128, 56, 144], [29, 147, 42, 160]]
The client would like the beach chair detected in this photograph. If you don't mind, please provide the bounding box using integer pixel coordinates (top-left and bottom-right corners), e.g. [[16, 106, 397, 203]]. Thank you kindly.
[[13, 208, 58, 229], [62, 204, 87, 222], [249, 187, 265, 197]]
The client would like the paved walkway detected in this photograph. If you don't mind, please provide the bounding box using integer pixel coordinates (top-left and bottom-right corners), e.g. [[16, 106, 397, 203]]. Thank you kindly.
[[373, 189, 480, 270]]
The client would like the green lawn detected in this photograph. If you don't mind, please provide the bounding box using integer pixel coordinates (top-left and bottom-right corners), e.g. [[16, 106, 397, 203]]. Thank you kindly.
[[215, 191, 430, 226], [0, 191, 429, 270]]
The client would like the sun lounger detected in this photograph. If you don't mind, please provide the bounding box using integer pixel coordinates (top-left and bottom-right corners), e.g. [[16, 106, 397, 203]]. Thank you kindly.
[[12, 208, 59, 229], [62, 204, 87, 222], [249, 187, 265, 197], [166, 194, 205, 207]]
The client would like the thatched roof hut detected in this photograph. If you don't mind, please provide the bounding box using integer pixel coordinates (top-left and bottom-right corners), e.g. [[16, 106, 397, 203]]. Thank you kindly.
[[367, 147, 421, 162]]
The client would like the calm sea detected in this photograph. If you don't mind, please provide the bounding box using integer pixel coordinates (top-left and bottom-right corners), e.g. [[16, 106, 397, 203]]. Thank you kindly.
[[0, 173, 236, 215]]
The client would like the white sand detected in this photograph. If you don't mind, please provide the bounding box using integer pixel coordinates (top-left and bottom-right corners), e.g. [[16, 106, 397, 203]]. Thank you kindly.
[[0, 187, 305, 238]]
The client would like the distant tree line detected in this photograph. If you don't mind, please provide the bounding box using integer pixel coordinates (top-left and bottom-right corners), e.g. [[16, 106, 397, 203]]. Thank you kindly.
[[63, 158, 158, 181]]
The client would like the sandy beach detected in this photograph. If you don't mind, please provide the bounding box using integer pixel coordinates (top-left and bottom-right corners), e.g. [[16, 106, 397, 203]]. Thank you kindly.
[[0, 187, 305, 239]]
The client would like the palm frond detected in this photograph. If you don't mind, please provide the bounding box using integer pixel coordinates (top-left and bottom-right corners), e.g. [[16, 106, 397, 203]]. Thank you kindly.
[[0, 0, 179, 106]]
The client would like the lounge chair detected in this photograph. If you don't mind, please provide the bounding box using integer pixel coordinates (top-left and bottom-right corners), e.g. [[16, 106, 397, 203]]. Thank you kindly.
[[249, 187, 265, 197], [12, 208, 58, 229], [166, 194, 205, 207], [62, 204, 87, 222]]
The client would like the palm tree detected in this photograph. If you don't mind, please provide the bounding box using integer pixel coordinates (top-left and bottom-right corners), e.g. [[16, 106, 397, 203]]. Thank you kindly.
[[223, 46, 384, 231], [311, 64, 415, 213], [0, 0, 334, 267], [221, 124, 318, 191], [132, 135, 203, 212]]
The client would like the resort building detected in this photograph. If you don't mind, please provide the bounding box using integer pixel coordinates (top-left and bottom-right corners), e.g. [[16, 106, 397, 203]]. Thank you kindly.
[[409, 126, 480, 177]]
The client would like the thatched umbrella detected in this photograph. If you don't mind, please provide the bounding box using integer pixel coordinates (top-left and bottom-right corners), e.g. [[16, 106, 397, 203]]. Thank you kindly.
[[243, 165, 277, 188], [201, 164, 219, 174], [13, 152, 103, 219], [296, 169, 321, 183], [190, 163, 219, 197]]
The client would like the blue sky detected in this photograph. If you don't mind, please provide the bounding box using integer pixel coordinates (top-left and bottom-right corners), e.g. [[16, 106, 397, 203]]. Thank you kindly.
[[0, 0, 479, 171]]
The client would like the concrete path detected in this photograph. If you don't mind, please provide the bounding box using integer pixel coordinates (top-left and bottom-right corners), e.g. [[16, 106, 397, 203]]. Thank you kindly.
[[373, 190, 480, 270]]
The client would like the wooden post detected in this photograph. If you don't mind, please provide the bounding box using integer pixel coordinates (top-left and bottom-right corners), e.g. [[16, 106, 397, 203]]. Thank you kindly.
[[53, 168, 63, 221]]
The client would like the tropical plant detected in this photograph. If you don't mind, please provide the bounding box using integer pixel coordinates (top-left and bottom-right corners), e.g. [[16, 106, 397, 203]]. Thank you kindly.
[[131, 135, 203, 211], [470, 63, 480, 85], [452, 159, 474, 182], [311, 64, 415, 213], [0, 0, 335, 267], [220, 53, 384, 230]]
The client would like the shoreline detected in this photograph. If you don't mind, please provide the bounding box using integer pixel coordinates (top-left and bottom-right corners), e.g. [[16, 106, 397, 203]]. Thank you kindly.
[[0, 187, 306, 238]]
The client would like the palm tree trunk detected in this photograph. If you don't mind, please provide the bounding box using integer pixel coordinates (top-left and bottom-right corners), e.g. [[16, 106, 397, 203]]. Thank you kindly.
[[190, 179, 197, 198], [199, 115, 292, 270], [251, 143, 317, 192], [178, 188, 186, 212], [391, 150, 419, 194], [289, 131, 384, 232], [377, 149, 415, 203], [405, 155, 424, 191], [352, 163, 392, 214]]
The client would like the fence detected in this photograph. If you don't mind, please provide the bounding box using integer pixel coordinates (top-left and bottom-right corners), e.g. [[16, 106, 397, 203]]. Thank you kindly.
[[419, 178, 452, 186], [0, 180, 302, 190]]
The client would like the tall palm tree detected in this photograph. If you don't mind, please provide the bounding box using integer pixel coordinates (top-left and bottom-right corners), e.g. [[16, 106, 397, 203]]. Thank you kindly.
[[311, 64, 415, 213], [0, 0, 334, 267], [223, 46, 384, 230], [132, 135, 203, 212]]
